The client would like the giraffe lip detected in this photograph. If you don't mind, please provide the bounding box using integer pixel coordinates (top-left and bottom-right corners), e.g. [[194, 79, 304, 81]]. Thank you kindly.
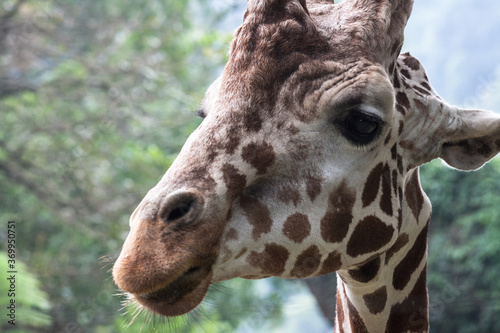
[[134, 264, 213, 317]]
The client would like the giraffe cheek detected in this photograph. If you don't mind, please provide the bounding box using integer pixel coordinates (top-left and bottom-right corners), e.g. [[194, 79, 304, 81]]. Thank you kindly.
[[320, 180, 356, 244], [246, 243, 291, 276]]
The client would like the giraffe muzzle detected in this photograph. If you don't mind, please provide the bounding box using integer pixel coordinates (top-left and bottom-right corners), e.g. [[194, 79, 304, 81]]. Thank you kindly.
[[112, 188, 222, 316], [133, 260, 214, 317]]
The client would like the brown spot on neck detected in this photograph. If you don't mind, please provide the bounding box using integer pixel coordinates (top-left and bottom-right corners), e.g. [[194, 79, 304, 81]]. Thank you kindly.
[[347, 296, 370, 333], [363, 286, 387, 315], [385, 233, 410, 265], [387, 266, 429, 332], [336, 288, 346, 333], [347, 216, 394, 258], [393, 224, 428, 291], [348, 257, 381, 283]]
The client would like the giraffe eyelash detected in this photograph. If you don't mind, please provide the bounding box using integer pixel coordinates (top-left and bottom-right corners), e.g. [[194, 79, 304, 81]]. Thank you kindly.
[[335, 109, 385, 150]]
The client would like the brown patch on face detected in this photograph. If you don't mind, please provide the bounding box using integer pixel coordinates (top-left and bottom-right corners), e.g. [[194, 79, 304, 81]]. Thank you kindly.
[[319, 251, 342, 275], [397, 154, 404, 175], [495, 139, 500, 149], [391, 40, 403, 58], [223, 128, 241, 155], [290, 245, 322, 278], [362, 162, 384, 208], [399, 140, 415, 150], [400, 68, 411, 80], [392, 170, 398, 200], [387, 266, 429, 332], [235, 248, 247, 260], [420, 81, 432, 92], [405, 171, 424, 221], [240, 194, 273, 240], [346, 216, 394, 257], [243, 111, 263, 132], [396, 91, 410, 109], [363, 286, 387, 315], [379, 163, 393, 216], [277, 186, 301, 206], [361, 162, 393, 216], [396, 103, 406, 114], [402, 54, 421, 71], [391, 144, 398, 160], [348, 257, 381, 283], [393, 224, 428, 291], [347, 296, 370, 333], [393, 71, 401, 89], [384, 132, 392, 145], [413, 98, 427, 112], [224, 228, 239, 242], [306, 175, 322, 202], [186, 165, 216, 191], [282, 213, 311, 244], [247, 243, 290, 276], [221, 163, 247, 200], [385, 233, 409, 265], [321, 181, 356, 243], [291, 140, 312, 161], [241, 141, 276, 175], [288, 125, 300, 135], [397, 207, 403, 231], [413, 85, 431, 97]]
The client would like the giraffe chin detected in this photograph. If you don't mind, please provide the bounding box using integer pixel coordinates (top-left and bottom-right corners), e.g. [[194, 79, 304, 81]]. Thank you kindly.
[[134, 265, 213, 317]]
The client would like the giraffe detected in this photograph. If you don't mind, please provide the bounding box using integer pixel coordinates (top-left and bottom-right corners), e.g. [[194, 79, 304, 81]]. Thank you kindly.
[[112, 0, 500, 331]]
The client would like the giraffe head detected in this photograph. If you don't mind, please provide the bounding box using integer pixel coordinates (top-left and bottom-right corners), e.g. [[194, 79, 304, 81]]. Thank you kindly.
[[113, 0, 500, 318]]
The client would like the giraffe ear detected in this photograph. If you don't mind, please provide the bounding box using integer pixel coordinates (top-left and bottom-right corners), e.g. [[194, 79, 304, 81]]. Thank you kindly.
[[439, 110, 500, 171]]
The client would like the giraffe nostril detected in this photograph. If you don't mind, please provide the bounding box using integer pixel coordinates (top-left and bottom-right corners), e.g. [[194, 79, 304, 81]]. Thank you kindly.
[[162, 190, 204, 225]]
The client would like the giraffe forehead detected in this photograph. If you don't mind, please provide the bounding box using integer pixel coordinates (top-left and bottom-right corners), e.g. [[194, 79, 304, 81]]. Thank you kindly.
[[209, 59, 394, 130]]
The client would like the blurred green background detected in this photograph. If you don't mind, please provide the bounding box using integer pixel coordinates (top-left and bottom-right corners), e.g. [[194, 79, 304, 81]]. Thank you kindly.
[[0, 0, 499, 332]]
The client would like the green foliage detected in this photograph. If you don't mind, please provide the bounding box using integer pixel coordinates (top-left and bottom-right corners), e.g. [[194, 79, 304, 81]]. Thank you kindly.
[[1, 0, 500, 332], [0, 252, 51, 331], [0, 0, 240, 331], [421, 159, 500, 333]]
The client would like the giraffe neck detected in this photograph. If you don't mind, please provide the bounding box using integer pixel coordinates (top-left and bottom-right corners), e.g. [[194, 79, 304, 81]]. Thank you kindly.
[[334, 169, 431, 333]]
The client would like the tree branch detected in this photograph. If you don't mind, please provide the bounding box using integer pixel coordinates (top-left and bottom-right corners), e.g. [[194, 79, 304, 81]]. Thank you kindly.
[[0, 77, 36, 99]]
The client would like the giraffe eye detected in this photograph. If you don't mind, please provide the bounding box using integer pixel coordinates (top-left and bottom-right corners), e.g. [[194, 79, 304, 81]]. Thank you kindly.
[[339, 110, 383, 146]]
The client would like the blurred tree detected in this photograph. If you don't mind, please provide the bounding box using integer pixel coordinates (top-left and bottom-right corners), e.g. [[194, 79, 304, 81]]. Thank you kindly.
[[1, 0, 500, 332], [421, 159, 500, 333], [0, 252, 51, 332], [0, 0, 287, 331]]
